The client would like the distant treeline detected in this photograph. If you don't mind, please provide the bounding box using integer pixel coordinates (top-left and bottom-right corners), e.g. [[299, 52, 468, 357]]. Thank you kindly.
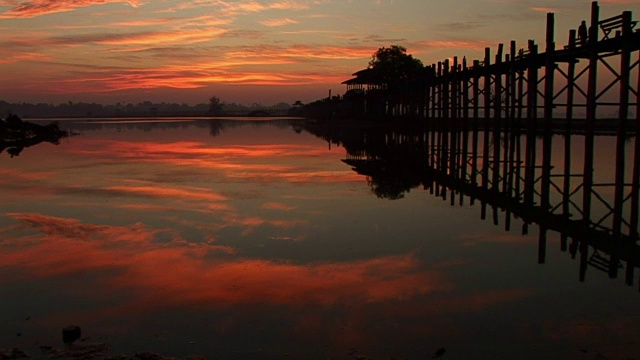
[[0, 100, 295, 119]]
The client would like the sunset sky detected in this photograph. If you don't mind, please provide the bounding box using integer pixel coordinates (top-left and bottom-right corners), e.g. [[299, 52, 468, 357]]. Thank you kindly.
[[1, 0, 639, 105]]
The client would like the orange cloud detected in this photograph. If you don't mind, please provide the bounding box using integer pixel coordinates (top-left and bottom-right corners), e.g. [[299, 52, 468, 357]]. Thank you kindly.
[[416, 40, 493, 51], [94, 28, 227, 46], [159, 0, 311, 16], [0, 213, 447, 313], [531, 7, 556, 13], [70, 140, 334, 159], [270, 1, 311, 10], [0, 0, 142, 19], [0, 51, 51, 64], [260, 18, 298, 27], [34, 66, 347, 93], [111, 18, 176, 27], [103, 185, 228, 202], [226, 44, 374, 60], [0, 168, 55, 182], [65, 139, 363, 184], [262, 202, 297, 211]]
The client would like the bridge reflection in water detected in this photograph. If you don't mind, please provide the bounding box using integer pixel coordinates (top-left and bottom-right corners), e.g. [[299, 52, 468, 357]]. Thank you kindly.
[[306, 121, 640, 289]]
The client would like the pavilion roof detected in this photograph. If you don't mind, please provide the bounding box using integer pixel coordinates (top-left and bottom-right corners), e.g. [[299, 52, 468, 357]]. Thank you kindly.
[[341, 68, 383, 85]]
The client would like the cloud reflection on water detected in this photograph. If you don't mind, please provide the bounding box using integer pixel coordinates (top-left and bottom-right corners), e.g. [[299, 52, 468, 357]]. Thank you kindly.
[[0, 212, 446, 312]]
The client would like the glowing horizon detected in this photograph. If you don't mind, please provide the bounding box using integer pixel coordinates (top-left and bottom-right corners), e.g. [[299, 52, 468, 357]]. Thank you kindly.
[[1, 0, 639, 105]]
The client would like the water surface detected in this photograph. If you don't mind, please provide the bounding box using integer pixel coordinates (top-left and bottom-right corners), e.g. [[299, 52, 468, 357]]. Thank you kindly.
[[0, 118, 638, 359]]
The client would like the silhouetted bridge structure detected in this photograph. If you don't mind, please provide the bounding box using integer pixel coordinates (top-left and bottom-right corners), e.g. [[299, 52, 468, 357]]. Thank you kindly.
[[330, 1, 639, 136], [305, 116, 640, 288], [427, 2, 639, 131], [304, 1, 640, 288]]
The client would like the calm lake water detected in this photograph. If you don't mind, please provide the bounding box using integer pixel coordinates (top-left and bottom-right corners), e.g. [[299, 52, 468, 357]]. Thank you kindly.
[[1, 118, 639, 359]]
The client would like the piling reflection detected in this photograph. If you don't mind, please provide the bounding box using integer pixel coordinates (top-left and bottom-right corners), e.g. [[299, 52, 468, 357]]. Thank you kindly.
[[305, 121, 640, 287]]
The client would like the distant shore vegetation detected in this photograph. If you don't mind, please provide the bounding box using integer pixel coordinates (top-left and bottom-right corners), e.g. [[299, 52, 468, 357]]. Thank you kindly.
[[0, 99, 301, 119]]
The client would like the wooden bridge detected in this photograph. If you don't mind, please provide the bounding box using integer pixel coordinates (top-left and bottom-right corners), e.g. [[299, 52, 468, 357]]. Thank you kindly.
[[303, 1, 640, 290], [305, 117, 640, 288], [427, 2, 639, 132]]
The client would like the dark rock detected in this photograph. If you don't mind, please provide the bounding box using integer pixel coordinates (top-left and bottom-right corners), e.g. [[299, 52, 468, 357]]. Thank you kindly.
[[62, 325, 82, 344], [432, 347, 446, 358], [0, 348, 29, 359], [135, 352, 165, 360]]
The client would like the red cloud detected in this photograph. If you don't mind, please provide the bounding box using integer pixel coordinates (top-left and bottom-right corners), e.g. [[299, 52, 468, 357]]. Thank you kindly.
[[0, 213, 447, 312]]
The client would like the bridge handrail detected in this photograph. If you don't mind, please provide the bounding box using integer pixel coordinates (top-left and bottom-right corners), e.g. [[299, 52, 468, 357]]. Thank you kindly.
[[598, 13, 637, 39]]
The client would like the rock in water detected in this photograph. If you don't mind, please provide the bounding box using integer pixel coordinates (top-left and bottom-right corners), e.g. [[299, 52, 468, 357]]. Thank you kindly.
[[432, 347, 446, 358], [62, 326, 81, 344]]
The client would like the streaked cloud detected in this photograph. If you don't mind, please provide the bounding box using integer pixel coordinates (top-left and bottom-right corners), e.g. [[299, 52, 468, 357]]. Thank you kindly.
[[1, 0, 636, 104], [0, 212, 447, 310], [158, 0, 311, 16], [49, 28, 227, 46], [65, 139, 364, 184], [262, 202, 297, 211], [0, 0, 142, 18], [103, 185, 228, 202], [531, 7, 556, 13], [224, 44, 374, 60], [0, 50, 52, 64], [260, 17, 298, 26], [416, 39, 493, 51]]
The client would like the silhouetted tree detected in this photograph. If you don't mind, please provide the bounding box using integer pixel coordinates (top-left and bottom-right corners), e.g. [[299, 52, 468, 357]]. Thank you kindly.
[[208, 96, 223, 115], [368, 45, 424, 89], [368, 45, 429, 118]]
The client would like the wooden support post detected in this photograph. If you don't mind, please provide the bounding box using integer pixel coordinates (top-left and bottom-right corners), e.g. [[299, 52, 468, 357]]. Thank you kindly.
[[539, 228, 548, 264], [461, 57, 470, 206], [515, 132, 522, 208], [505, 117, 517, 232], [562, 31, 577, 252], [524, 40, 538, 208], [444, 59, 450, 122], [437, 62, 443, 121], [473, 60, 480, 123], [612, 11, 632, 241], [495, 44, 504, 122], [471, 60, 480, 196], [482, 48, 491, 191], [430, 64, 437, 121], [631, 50, 640, 240], [510, 41, 518, 121], [540, 14, 554, 236], [435, 128, 442, 198], [471, 124, 479, 206], [579, 237, 588, 282], [463, 57, 470, 126], [430, 127, 436, 171], [544, 12, 555, 126], [450, 57, 459, 180], [583, 1, 599, 245], [541, 131, 553, 224], [503, 59, 513, 196], [505, 54, 511, 126], [424, 66, 431, 121], [493, 44, 504, 193], [517, 59, 525, 121]]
